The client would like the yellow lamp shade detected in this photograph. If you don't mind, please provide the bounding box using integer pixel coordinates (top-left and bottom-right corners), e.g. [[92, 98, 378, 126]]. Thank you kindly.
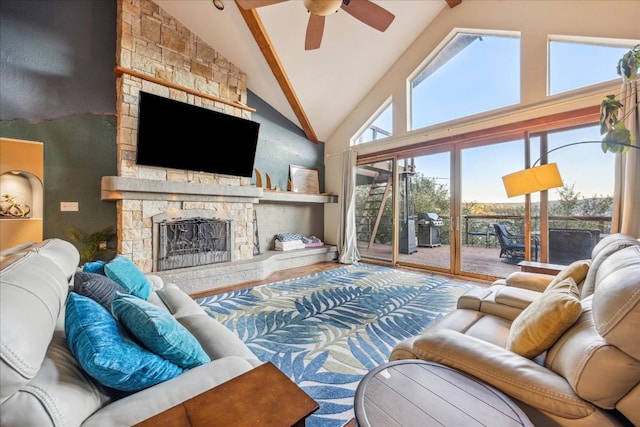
[[502, 163, 563, 198]]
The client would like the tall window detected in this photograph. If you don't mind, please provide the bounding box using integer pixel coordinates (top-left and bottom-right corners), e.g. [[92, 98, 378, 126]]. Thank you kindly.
[[548, 38, 633, 95], [410, 32, 520, 130], [354, 102, 392, 145]]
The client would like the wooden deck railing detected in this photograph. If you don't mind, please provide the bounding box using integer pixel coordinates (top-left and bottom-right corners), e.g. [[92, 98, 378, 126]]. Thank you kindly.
[[431, 215, 612, 246]]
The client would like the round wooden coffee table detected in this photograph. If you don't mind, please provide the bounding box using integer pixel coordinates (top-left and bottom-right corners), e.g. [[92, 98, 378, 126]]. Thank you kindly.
[[354, 360, 533, 427]]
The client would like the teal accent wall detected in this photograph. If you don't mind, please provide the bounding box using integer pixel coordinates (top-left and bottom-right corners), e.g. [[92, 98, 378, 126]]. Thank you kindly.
[[0, 0, 323, 248], [249, 91, 325, 192], [0, 115, 117, 241], [1, 0, 118, 246]]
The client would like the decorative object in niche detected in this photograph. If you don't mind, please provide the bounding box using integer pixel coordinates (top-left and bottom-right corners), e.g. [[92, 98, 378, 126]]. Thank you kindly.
[[289, 165, 320, 194], [0, 193, 31, 217], [0, 137, 44, 251]]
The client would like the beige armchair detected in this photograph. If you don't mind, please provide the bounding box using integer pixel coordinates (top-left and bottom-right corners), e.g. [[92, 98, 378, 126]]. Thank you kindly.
[[390, 234, 640, 427]]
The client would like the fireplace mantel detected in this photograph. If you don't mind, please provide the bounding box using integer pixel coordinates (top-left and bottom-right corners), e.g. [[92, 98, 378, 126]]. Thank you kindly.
[[101, 176, 262, 203], [101, 176, 338, 204]]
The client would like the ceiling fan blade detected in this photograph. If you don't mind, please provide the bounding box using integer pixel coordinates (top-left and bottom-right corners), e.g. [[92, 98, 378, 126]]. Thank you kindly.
[[235, 0, 288, 10], [340, 0, 395, 32], [305, 14, 325, 50]]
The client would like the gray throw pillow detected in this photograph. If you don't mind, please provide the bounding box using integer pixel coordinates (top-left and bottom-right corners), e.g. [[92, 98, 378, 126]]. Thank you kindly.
[[73, 271, 129, 311]]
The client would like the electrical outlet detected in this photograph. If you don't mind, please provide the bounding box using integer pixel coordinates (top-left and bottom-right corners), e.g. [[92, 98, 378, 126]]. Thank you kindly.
[[60, 202, 79, 212], [99, 241, 107, 250]]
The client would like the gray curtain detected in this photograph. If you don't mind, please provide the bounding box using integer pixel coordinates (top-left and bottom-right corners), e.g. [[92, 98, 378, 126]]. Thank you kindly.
[[612, 78, 640, 237], [338, 148, 360, 264]]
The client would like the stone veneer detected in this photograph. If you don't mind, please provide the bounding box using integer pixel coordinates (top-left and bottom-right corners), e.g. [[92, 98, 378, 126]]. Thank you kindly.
[[115, 0, 255, 273]]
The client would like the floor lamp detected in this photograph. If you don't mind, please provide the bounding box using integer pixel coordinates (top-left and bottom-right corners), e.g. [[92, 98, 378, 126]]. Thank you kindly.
[[501, 140, 639, 262], [502, 141, 639, 198]]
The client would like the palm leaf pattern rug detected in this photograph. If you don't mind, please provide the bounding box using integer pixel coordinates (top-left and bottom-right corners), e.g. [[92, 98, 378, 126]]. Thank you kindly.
[[196, 262, 478, 427]]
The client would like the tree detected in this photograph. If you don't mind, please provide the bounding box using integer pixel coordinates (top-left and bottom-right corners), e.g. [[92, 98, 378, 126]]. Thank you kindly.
[[412, 172, 449, 215], [550, 183, 613, 230]]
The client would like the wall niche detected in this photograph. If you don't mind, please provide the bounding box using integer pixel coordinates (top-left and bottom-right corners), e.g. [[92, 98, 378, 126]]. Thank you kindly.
[[0, 137, 44, 251]]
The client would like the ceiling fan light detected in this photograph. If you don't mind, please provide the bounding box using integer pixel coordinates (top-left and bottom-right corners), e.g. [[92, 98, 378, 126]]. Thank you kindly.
[[303, 0, 342, 16], [212, 0, 224, 10]]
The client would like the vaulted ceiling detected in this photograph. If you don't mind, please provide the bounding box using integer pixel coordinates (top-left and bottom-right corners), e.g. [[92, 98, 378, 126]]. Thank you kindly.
[[154, 0, 461, 143]]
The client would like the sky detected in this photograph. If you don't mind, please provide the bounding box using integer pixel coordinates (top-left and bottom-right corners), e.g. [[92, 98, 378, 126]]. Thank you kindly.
[[363, 36, 632, 204]]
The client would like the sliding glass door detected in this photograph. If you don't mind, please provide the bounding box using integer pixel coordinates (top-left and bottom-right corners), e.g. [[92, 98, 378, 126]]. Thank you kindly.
[[459, 140, 527, 278], [355, 118, 614, 280], [531, 125, 616, 264], [396, 151, 451, 272]]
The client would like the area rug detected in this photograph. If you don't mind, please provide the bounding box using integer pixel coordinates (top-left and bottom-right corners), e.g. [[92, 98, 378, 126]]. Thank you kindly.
[[196, 262, 478, 427]]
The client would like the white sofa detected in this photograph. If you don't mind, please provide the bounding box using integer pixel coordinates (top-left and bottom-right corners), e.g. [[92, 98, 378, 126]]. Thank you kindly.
[[390, 233, 640, 426], [0, 238, 262, 426]]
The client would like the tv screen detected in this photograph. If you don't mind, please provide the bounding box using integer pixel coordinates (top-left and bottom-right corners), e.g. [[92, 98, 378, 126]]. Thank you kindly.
[[136, 91, 260, 178]]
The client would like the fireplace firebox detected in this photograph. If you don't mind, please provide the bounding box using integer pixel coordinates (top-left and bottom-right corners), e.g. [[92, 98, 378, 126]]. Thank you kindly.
[[157, 217, 231, 271]]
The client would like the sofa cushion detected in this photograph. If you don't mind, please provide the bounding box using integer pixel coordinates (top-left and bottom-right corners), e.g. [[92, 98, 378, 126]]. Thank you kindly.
[[547, 259, 591, 290], [104, 255, 152, 300], [1, 251, 70, 402], [65, 293, 183, 392], [111, 293, 210, 369], [592, 245, 640, 359], [74, 271, 129, 311], [83, 260, 106, 274], [507, 277, 582, 358]]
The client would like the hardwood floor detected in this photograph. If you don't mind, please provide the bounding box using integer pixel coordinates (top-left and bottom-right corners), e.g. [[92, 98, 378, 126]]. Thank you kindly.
[[190, 261, 343, 299], [190, 260, 490, 300]]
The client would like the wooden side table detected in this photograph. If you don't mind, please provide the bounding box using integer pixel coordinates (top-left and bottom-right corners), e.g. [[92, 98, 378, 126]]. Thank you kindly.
[[136, 362, 318, 427], [354, 360, 533, 427], [518, 260, 566, 275]]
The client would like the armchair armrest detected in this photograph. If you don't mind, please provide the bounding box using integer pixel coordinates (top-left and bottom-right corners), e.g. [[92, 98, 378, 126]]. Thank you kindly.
[[504, 271, 555, 292], [494, 286, 541, 310], [412, 329, 596, 420]]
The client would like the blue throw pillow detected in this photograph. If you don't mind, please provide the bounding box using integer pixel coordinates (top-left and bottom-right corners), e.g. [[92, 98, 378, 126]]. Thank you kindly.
[[74, 271, 129, 311], [111, 293, 210, 369], [83, 260, 106, 275], [65, 293, 183, 392], [104, 255, 152, 300]]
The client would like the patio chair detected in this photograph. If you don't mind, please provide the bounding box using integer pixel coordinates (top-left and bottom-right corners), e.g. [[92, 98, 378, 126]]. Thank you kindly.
[[491, 222, 538, 263]]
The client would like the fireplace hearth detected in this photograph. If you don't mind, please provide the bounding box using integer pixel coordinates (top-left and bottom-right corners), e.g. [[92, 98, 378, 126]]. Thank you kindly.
[[157, 217, 231, 271]]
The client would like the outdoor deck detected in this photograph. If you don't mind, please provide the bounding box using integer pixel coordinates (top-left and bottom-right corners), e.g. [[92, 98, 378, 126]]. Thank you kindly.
[[358, 242, 524, 280]]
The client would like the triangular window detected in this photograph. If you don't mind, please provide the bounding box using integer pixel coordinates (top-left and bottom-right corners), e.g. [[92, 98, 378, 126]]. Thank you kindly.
[[353, 101, 392, 145]]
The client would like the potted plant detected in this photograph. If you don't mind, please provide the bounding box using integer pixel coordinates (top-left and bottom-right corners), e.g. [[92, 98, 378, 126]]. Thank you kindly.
[[599, 44, 639, 153], [65, 226, 116, 264]]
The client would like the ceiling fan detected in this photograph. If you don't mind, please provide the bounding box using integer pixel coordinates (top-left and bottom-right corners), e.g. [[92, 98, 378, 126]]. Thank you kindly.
[[235, 0, 395, 50]]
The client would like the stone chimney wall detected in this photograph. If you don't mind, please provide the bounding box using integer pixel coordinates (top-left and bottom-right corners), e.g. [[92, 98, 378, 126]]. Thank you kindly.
[[115, 0, 254, 272]]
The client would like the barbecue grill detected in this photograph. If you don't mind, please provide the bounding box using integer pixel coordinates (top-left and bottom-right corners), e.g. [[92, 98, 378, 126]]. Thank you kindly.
[[417, 212, 443, 247]]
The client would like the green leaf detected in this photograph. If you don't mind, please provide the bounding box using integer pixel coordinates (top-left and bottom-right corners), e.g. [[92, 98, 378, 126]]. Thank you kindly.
[[602, 121, 632, 153], [599, 94, 623, 134], [617, 45, 640, 80]]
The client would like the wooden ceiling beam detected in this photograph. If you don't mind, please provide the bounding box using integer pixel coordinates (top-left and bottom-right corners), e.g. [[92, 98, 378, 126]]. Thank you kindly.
[[446, 0, 462, 8], [235, 2, 319, 143]]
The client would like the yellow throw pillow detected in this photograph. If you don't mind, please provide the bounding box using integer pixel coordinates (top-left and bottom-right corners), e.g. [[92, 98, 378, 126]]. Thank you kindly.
[[507, 277, 582, 358], [547, 259, 591, 289]]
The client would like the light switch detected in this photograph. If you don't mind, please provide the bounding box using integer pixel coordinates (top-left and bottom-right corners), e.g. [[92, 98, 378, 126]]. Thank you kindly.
[[60, 202, 79, 212]]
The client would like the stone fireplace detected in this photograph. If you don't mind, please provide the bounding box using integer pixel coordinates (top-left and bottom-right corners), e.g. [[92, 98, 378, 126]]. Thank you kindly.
[[110, 0, 258, 275], [103, 0, 337, 295], [101, 176, 261, 271], [101, 176, 337, 294]]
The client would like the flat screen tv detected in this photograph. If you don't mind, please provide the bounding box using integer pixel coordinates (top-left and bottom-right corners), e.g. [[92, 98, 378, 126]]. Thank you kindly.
[[136, 91, 260, 178]]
